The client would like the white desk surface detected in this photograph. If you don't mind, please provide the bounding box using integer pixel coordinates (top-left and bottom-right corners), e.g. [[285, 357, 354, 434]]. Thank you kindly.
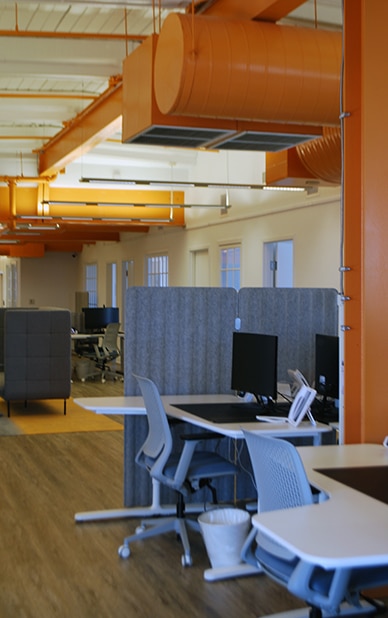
[[252, 443, 388, 569], [74, 394, 332, 442]]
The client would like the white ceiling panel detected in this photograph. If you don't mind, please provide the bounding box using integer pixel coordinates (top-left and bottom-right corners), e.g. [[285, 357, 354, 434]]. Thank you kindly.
[[0, 0, 342, 179]]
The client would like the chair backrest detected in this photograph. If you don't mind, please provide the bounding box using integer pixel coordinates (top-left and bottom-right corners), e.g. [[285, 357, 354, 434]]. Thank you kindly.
[[134, 374, 173, 481], [102, 322, 120, 353], [243, 431, 314, 512]]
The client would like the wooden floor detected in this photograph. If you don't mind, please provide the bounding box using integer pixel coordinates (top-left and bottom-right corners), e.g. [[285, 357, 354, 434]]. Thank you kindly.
[[0, 377, 384, 618]]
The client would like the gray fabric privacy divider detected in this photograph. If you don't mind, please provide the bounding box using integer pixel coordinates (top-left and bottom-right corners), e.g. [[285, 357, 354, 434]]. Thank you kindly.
[[238, 288, 339, 385], [123, 287, 238, 507], [124, 287, 238, 396], [123, 286, 338, 507]]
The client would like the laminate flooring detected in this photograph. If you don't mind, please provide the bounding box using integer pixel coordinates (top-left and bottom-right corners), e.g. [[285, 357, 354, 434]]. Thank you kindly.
[[0, 377, 385, 617]]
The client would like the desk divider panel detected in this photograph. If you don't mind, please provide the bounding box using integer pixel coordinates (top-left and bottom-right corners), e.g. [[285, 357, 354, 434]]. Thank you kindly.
[[238, 288, 339, 385], [124, 287, 238, 506], [123, 287, 338, 507]]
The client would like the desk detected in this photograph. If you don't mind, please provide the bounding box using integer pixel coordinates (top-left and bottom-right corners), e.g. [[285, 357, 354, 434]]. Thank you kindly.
[[76, 394, 331, 443], [252, 443, 388, 569], [74, 394, 331, 523]]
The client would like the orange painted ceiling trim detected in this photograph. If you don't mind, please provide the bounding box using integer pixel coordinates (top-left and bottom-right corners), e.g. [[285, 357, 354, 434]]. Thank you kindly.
[[198, 0, 305, 21]]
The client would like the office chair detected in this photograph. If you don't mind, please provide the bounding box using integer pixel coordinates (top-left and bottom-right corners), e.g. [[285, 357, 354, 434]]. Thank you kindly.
[[118, 374, 239, 567], [241, 432, 388, 618], [76, 322, 121, 383], [92, 322, 122, 382]]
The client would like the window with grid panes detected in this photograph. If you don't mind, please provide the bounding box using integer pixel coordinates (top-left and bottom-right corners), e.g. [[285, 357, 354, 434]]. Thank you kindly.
[[220, 245, 240, 290], [146, 254, 169, 287], [85, 263, 98, 307]]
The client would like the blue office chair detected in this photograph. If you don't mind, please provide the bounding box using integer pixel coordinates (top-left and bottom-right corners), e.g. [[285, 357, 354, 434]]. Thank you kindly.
[[118, 374, 239, 567], [242, 432, 388, 618]]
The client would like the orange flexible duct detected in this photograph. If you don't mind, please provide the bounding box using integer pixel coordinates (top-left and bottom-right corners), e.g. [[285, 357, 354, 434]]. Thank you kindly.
[[154, 14, 341, 126], [296, 127, 342, 184]]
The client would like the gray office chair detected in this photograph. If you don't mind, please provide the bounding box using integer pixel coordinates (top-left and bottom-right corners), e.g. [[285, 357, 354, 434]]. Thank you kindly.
[[242, 432, 388, 618], [92, 322, 122, 382], [118, 374, 239, 567], [76, 322, 121, 383]]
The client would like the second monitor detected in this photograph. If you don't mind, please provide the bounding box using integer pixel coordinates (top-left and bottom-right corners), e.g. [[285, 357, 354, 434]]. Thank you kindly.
[[231, 331, 278, 404], [82, 307, 119, 332]]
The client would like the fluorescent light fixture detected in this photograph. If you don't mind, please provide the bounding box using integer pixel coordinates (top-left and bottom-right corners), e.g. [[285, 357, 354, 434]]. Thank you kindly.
[[41, 199, 223, 209], [61, 217, 94, 221], [80, 177, 137, 186], [80, 176, 309, 192], [16, 223, 60, 231], [19, 215, 54, 220], [262, 186, 305, 192]]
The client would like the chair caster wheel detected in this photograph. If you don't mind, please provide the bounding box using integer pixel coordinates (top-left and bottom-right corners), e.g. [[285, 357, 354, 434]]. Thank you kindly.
[[118, 544, 130, 559], [135, 525, 146, 534], [181, 553, 193, 567]]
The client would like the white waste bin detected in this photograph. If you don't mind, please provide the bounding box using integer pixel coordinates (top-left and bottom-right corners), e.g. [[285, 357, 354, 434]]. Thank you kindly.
[[198, 508, 250, 568], [75, 357, 93, 381]]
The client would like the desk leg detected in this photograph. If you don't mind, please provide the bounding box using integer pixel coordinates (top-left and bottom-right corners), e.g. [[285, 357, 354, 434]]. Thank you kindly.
[[74, 478, 207, 523]]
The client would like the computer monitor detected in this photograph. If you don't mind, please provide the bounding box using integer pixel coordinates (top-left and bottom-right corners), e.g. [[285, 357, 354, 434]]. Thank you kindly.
[[82, 307, 119, 332], [231, 331, 278, 403], [315, 333, 339, 400]]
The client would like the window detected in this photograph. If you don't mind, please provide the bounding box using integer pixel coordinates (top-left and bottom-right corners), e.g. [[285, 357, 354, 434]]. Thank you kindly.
[[122, 259, 135, 328], [146, 254, 168, 287], [106, 262, 117, 307], [6, 262, 18, 307], [85, 263, 98, 307], [220, 245, 240, 290]]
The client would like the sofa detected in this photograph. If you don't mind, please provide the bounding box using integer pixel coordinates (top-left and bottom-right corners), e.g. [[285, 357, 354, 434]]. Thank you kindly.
[[0, 308, 72, 416]]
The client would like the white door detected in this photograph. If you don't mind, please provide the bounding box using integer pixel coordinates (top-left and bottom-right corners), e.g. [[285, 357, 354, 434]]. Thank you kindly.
[[192, 249, 210, 286], [263, 240, 293, 288]]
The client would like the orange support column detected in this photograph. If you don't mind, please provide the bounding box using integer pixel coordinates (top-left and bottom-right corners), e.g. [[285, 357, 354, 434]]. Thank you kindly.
[[343, 0, 388, 443]]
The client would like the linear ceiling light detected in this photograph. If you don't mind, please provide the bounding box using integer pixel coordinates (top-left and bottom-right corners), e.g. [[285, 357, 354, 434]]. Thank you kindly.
[[15, 223, 60, 231], [41, 200, 224, 209], [262, 185, 306, 192], [79, 177, 308, 192]]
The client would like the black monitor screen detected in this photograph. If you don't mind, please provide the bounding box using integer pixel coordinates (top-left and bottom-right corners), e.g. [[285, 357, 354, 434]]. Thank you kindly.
[[231, 332, 278, 401], [82, 307, 119, 332], [315, 333, 339, 399]]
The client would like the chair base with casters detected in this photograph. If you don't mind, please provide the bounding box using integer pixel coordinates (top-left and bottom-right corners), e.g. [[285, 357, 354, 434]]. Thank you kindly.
[[118, 374, 239, 567], [118, 492, 201, 567]]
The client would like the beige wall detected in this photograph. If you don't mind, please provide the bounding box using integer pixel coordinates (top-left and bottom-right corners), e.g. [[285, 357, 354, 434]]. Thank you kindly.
[[16, 184, 341, 319]]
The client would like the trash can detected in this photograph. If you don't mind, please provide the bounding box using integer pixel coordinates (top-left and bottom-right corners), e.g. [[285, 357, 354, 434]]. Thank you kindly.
[[198, 508, 250, 568], [75, 357, 93, 381]]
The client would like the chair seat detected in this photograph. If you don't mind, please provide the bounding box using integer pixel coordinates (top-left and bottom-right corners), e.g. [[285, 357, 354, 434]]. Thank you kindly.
[[164, 450, 238, 480]]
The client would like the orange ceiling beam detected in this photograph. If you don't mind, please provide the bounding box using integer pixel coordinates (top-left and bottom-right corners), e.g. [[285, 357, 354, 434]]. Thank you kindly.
[[0, 186, 185, 222], [0, 185, 185, 253], [38, 80, 123, 176], [200, 0, 305, 21]]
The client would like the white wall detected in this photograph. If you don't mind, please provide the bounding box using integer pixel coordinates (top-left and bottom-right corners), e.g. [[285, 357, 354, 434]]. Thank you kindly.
[[76, 184, 341, 325], [15, 147, 342, 319], [20, 252, 79, 310]]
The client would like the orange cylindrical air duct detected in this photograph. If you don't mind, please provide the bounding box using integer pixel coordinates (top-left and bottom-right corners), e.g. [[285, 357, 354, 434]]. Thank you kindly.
[[296, 127, 342, 184], [154, 14, 341, 126]]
